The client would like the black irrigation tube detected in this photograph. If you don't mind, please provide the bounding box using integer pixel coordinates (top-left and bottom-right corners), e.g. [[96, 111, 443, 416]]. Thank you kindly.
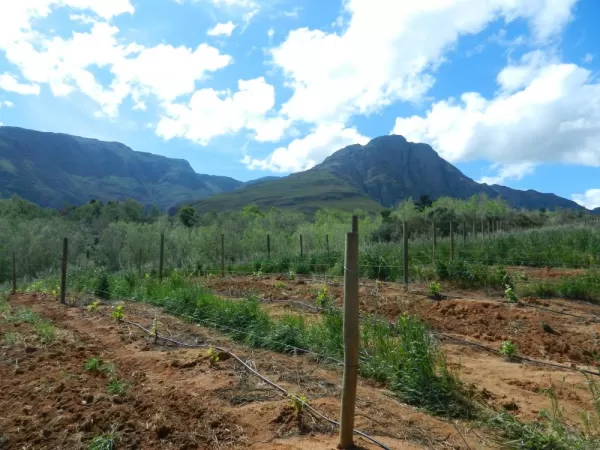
[[113, 317, 392, 450]]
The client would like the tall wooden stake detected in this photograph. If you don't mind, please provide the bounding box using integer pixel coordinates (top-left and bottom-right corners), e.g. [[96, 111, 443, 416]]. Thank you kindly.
[[159, 234, 165, 282], [267, 234, 271, 259], [450, 222, 455, 260], [339, 230, 359, 449], [221, 234, 225, 278], [60, 238, 68, 305], [352, 215, 358, 233], [403, 222, 409, 287], [300, 234, 304, 258], [326, 234, 330, 256], [11, 252, 16, 295]]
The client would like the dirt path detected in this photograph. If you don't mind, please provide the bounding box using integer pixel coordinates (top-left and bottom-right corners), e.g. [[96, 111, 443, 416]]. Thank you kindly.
[[1, 294, 486, 449]]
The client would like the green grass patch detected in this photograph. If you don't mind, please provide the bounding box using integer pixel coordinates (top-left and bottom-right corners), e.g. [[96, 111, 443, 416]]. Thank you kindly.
[[518, 272, 600, 303]]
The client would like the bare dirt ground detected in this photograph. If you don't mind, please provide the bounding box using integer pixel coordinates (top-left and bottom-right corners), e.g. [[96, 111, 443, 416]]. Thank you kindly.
[[204, 275, 600, 426], [1, 293, 485, 450]]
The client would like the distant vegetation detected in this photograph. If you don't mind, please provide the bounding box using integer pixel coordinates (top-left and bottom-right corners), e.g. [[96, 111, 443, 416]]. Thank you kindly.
[[2, 193, 598, 292]]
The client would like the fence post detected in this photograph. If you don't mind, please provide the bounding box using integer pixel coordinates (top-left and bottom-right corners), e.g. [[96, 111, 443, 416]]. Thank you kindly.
[[450, 222, 455, 260], [300, 234, 304, 258], [221, 234, 225, 278], [403, 222, 409, 287], [159, 234, 165, 282], [11, 252, 16, 295], [339, 229, 359, 449], [432, 221, 437, 261], [60, 238, 68, 305], [267, 234, 271, 259], [352, 215, 358, 233], [326, 234, 330, 256]]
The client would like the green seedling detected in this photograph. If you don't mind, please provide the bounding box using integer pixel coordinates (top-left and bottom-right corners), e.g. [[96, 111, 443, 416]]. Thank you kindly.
[[275, 281, 286, 289], [88, 434, 116, 450], [84, 357, 102, 373], [207, 347, 219, 367], [315, 285, 333, 309], [505, 285, 519, 304], [289, 394, 307, 416], [87, 300, 100, 312], [428, 281, 442, 299], [111, 304, 124, 322], [288, 270, 296, 281], [150, 318, 159, 342], [500, 340, 518, 359]]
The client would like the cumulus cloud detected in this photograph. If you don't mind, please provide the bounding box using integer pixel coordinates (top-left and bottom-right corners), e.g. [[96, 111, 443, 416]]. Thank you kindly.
[[479, 162, 536, 185], [242, 124, 370, 172], [0, 4, 231, 117], [392, 51, 600, 168], [572, 189, 600, 209], [156, 77, 280, 145], [207, 21, 236, 37], [270, 0, 577, 125], [0, 73, 40, 95]]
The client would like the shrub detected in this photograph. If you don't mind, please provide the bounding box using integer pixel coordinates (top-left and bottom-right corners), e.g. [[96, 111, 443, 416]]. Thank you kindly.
[[94, 272, 111, 300]]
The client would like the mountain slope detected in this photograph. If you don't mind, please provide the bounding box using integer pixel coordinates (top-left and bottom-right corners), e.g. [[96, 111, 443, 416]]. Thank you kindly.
[[0, 127, 242, 209], [194, 135, 584, 213]]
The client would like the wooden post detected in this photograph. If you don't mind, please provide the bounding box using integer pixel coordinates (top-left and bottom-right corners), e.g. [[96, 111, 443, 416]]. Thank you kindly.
[[450, 222, 455, 260], [60, 238, 68, 305], [432, 221, 437, 261], [221, 234, 225, 278], [159, 234, 165, 282], [352, 215, 358, 233], [339, 230, 359, 449], [403, 222, 409, 287], [326, 234, 330, 256], [300, 234, 304, 258], [11, 252, 16, 295], [267, 234, 271, 259], [138, 249, 143, 278]]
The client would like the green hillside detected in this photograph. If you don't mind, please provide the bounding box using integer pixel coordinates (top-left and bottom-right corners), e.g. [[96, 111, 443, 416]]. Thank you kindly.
[[191, 170, 383, 214]]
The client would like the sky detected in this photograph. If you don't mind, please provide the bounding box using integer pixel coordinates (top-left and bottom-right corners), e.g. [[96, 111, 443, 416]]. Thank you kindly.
[[1, 0, 600, 210]]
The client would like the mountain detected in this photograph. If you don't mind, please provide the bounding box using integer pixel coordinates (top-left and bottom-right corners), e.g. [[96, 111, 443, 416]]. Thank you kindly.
[[593, 207, 600, 216], [241, 176, 282, 188], [192, 135, 584, 213], [0, 126, 242, 210]]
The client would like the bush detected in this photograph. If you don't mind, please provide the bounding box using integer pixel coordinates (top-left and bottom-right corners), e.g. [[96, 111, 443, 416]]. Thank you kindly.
[[94, 272, 111, 300]]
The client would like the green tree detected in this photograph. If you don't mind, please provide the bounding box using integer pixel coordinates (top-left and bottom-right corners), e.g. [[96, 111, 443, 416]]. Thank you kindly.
[[179, 205, 197, 228]]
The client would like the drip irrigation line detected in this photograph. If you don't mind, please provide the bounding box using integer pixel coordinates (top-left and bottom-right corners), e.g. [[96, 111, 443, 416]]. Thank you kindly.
[[115, 317, 391, 450]]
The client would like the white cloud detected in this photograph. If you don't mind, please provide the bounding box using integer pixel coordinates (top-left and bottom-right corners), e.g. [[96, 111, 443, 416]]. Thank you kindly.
[[1, 100, 15, 108], [479, 162, 536, 185], [156, 77, 279, 145], [572, 189, 600, 209], [0, 5, 231, 117], [0, 73, 40, 95], [207, 21, 236, 37], [242, 124, 370, 172], [583, 53, 594, 64], [270, 0, 577, 125], [392, 51, 600, 167]]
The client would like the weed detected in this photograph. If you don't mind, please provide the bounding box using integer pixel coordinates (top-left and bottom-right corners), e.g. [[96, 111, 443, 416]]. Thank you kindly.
[[275, 281, 286, 289], [288, 270, 296, 281], [87, 300, 100, 312], [500, 341, 518, 359], [150, 318, 159, 342], [111, 304, 124, 322], [88, 434, 116, 450], [207, 347, 219, 367], [2, 331, 23, 346], [84, 357, 101, 373], [428, 281, 442, 299], [107, 379, 127, 396]]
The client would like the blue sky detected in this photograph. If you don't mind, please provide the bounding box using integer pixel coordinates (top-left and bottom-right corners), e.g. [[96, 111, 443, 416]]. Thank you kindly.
[[1, 0, 600, 209]]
